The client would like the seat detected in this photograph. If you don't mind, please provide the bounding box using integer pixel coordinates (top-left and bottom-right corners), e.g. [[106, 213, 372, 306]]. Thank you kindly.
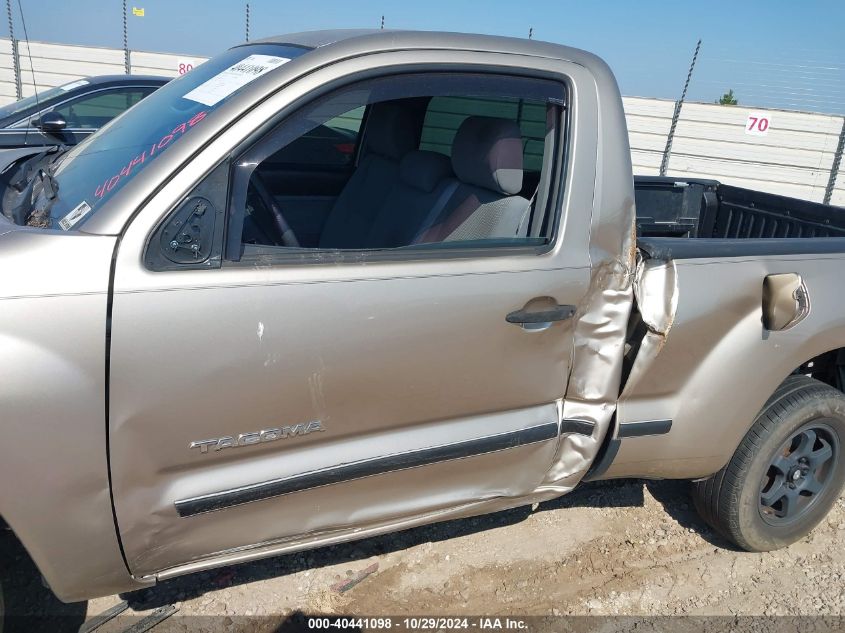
[[364, 150, 454, 248], [318, 103, 418, 249], [413, 116, 529, 244]]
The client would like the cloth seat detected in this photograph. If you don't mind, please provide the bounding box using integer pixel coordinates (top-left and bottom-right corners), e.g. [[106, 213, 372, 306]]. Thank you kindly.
[[318, 103, 418, 249], [413, 116, 529, 244], [364, 150, 454, 248]]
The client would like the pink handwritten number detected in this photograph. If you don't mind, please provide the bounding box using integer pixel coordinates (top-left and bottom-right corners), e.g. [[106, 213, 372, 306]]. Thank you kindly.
[[94, 111, 207, 199]]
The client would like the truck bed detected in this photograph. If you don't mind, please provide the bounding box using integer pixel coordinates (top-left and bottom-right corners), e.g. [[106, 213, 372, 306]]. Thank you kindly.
[[635, 176, 845, 240]]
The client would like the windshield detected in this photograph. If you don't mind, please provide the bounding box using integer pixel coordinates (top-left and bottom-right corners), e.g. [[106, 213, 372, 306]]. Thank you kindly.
[[0, 79, 90, 121], [36, 44, 308, 231]]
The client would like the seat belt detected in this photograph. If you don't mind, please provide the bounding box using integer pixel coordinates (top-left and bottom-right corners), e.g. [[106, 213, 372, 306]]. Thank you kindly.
[[516, 188, 538, 237], [412, 180, 460, 243]]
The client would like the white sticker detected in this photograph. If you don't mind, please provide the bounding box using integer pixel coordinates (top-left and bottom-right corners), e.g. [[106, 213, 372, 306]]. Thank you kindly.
[[183, 54, 290, 106], [60, 79, 89, 92], [58, 200, 92, 231], [745, 111, 771, 136]]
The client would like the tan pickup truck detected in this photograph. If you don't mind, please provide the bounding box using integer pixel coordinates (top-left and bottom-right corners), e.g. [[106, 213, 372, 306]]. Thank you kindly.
[[1, 29, 844, 623]]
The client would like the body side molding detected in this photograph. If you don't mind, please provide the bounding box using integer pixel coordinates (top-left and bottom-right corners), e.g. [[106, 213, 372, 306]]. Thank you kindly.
[[617, 419, 673, 438], [175, 421, 559, 517]]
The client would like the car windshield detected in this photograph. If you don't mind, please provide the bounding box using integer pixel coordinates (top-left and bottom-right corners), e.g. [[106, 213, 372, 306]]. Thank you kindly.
[[0, 81, 91, 121], [38, 44, 308, 231]]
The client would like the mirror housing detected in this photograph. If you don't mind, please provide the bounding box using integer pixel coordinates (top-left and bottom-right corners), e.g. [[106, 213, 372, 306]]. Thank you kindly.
[[36, 110, 67, 133]]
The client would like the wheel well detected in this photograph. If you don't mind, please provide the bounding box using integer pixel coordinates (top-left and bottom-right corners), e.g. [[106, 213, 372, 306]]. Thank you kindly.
[[793, 347, 845, 392]]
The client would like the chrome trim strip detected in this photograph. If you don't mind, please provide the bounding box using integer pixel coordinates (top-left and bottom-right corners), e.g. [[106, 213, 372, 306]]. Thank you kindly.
[[617, 419, 673, 438], [175, 421, 559, 517]]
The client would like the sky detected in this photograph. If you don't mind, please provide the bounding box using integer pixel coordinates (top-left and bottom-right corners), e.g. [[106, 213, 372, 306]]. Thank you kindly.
[[8, 0, 845, 114]]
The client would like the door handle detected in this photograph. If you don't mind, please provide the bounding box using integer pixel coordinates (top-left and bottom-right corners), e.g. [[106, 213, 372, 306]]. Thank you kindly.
[[506, 303, 576, 328]]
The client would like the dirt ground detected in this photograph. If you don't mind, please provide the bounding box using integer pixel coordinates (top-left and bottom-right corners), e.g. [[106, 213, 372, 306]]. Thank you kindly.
[[77, 479, 845, 631]]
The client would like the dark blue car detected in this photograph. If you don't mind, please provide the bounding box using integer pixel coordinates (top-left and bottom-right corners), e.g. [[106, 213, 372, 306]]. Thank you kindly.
[[0, 74, 168, 148]]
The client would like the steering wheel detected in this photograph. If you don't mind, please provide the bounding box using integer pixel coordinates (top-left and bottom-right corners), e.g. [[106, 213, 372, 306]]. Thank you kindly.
[[249, 172, 300, 247]]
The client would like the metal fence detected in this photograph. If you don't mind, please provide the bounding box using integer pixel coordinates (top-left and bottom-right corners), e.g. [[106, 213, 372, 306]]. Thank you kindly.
[[0, 37, 843, 207], [625, 96, 845, 205]]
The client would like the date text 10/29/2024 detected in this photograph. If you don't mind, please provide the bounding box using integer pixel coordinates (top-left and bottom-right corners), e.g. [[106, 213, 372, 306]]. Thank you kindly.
[[306, 617, 530, 630]]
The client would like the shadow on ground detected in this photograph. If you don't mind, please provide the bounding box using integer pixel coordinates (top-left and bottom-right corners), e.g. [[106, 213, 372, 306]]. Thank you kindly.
[[123, 478, 734, 611]]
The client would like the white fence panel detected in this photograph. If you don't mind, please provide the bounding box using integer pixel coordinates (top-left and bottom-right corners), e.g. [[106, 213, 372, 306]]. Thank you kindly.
[[668, 102, 843, 203], [130, 50, 207, 77], [832, 169, 845, 207], [15, 41, 124, 96], [0, 39, 16, 105], [623, 96, 674, 175]]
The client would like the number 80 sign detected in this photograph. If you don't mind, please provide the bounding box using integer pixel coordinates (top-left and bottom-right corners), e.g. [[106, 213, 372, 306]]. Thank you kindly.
[[177, 59, 196, 75], [745, 111, 771, 136]]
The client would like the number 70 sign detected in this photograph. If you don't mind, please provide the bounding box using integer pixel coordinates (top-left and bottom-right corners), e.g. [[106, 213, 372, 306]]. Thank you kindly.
[[745, 111, 771, 136]]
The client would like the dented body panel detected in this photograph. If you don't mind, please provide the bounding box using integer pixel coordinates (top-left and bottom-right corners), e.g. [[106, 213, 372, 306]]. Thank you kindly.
[[612, 250, 845, 479], [1, 30, 844, 604]]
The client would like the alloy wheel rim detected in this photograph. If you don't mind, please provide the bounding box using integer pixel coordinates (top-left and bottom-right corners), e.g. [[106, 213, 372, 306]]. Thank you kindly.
[[759, 420, 839, 526]]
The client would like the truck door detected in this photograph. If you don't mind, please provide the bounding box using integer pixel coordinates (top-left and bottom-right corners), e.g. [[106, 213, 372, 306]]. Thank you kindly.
[[108, 55, 598, 577]]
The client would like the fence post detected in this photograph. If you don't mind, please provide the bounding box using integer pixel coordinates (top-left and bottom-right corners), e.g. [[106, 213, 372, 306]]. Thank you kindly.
[[122, 0, 130, 74], [6, 0, 20, 98], [660, 39, 701, 176], [11, 38, 20, 98], [824, 118, 845, 206]]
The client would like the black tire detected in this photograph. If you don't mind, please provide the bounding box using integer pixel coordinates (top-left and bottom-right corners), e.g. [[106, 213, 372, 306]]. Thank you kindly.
[[0, 530, 86, 633], [693, 374, 845, 552]]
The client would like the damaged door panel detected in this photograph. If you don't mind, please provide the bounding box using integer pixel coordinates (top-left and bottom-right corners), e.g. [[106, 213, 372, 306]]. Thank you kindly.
[[106, 49, 598, 577]]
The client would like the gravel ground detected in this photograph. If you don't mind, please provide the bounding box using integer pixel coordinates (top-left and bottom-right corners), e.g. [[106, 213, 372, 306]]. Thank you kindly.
[[76, 479, 845, 631]]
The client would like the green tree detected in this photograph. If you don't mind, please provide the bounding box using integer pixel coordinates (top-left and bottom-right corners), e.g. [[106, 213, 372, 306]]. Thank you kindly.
[[717, 89, 738, 105]]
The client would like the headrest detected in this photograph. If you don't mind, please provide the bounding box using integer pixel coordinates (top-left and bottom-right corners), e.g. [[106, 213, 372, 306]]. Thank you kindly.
[[451, 116, 524, 195], [365, 102, 418, 161], [399, 150, 453, 193]]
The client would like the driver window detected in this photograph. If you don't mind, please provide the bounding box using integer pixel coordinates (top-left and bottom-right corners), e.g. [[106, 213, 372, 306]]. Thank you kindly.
[[228, 73, 565, 261]]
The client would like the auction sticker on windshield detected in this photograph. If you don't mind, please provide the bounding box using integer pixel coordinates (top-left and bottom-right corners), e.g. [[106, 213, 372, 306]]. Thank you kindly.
[[183, 54, 290, 106]]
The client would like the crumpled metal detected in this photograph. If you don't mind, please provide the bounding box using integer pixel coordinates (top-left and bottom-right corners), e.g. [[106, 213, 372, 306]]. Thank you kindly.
[[537, 218, 638, 492], [622, 254, 679, 395]]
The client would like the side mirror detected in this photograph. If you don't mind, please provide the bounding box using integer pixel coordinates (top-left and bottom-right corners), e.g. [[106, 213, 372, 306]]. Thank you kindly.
[[35, 110, 67, 133]]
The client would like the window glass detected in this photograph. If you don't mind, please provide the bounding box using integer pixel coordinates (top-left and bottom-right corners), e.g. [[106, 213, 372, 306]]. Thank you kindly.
[[229, 73, 565, 260], [0, 80, 89, 122], [53, 89, 152, 129], [37, 43, 309, 230], [420, 97, 547, 171], [266, 106, 364, 166]]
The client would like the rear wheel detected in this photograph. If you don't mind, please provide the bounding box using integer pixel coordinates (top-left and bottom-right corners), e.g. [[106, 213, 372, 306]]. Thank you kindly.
[[693, 375, 845, 551]]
